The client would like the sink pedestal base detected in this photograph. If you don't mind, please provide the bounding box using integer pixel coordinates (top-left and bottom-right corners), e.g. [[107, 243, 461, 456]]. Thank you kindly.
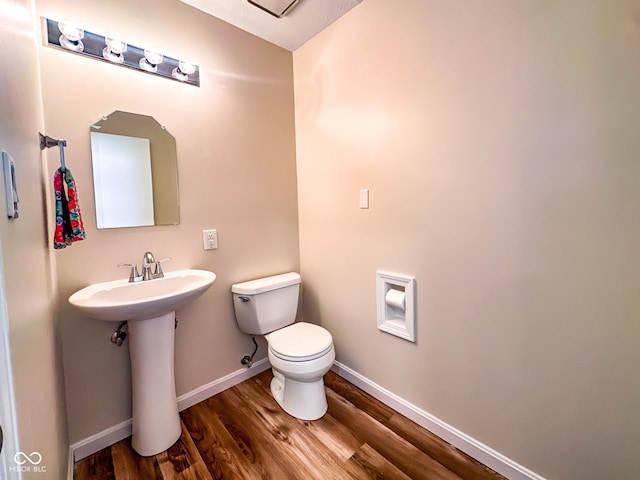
[[128, 311, 181, 456]]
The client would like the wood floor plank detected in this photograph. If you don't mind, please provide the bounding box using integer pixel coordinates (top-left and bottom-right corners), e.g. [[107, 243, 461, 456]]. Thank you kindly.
[[111, 438, 162, 479], [348, 443, 413, 480], [325, 371, 397, 424], [157, 421, 213, 480], [325, 371, 507, 480], [181, 400, 264, 480], [251, 368, 275, 391], [73, 445, 115, 480], [110, 423, 212, 480], [300, 411, 363, 462], [326, 387, 463, 480], [386, 414, 506, 480], [238, 372, 392, 480], [206, 388, 301, 479], [233, 378, 363, 479]]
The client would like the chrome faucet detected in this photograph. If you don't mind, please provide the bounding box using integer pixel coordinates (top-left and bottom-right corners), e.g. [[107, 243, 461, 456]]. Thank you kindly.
[[142, 251, 156, 281], [119, 252, 171, 282]]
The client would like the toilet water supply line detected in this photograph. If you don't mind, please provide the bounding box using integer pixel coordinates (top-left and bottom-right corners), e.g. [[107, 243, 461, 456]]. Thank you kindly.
[[110, 318, 179, 346], [241, 336, 259, 367]]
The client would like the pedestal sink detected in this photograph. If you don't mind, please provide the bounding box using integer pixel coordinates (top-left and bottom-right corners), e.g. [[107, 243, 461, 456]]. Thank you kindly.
[[69, 269, 216, 456]]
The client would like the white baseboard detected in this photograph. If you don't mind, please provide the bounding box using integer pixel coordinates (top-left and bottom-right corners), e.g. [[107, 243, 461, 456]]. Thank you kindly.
[[331, 361, 546, 480], [177, 358, 270, 411], [68, 358, 270, 470], [70, 418, 133, 466]]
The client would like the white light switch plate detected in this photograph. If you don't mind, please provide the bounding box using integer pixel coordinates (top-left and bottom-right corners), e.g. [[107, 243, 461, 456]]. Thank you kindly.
[[359, 189, 369, 209]]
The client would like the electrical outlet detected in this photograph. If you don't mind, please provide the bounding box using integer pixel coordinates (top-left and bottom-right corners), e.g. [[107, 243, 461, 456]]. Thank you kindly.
[[202, 229, 218, 250]]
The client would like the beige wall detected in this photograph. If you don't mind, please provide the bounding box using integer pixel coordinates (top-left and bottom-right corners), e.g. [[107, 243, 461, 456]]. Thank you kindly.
[[294, 1, 640, 479], [9, 0, 639, 477], [36, 0, 299, 444], [0, 0, 69, 477]]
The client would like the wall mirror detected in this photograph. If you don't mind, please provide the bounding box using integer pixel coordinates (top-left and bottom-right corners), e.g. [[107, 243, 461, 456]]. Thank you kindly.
[[90, 111, 179, 229]]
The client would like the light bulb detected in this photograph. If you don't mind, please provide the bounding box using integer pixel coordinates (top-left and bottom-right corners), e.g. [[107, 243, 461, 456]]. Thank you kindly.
[[102, 37, 127, 63], [171, 60, 196, 81], [58, 20, 84, 52], [178, 60, 195, 75], [105, 37, 127, 54], [139, 49, 163, 73]]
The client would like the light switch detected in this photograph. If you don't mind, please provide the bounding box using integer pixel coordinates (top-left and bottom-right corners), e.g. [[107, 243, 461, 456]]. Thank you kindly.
[[359, 189, 369, 209]]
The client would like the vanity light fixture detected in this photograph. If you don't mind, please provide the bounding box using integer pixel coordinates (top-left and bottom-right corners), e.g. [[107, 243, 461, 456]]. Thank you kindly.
[[58, 19, 84, 52], [43, 18, 199, 87]]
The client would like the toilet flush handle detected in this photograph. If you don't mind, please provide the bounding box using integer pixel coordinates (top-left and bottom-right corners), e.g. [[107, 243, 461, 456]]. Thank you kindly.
[[239, 296, 251, 302]]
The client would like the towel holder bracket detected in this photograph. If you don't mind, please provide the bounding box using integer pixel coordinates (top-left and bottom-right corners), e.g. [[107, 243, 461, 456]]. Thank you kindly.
[[39, 133, 65, 150], [39, 132, 67, 171]]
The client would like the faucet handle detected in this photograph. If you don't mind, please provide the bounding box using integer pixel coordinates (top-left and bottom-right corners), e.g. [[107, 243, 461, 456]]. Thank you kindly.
[[118, 263, 139, 282], [154, 257, 172, 277]]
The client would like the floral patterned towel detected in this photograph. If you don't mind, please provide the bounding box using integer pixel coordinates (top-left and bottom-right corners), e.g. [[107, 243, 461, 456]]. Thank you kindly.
[[54, 168, 85, 249]]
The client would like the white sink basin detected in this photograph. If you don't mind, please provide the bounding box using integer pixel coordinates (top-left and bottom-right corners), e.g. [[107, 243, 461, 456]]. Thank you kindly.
[[68, 268, 216, 457], [69, 269, 216, 321]]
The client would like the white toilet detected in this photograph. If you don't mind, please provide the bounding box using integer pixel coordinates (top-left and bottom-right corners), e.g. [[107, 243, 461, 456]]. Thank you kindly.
[[231, 272, 335, 420]]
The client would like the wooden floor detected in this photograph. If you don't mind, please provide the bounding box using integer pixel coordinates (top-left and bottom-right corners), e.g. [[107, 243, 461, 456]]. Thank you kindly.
[[74, 370, 506, 479]]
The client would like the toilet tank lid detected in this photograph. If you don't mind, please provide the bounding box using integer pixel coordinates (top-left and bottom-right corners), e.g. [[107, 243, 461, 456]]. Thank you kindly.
[[232, 272, 301, 295]]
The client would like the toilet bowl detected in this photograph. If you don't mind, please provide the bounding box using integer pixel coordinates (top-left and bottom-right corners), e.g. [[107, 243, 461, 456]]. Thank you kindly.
[[266, 322, 335, 420], [231, 273, 335, 420]]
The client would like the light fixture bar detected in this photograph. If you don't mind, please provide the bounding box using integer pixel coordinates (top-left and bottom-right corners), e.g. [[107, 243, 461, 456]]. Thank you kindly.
[[44, 18, 200, 87]]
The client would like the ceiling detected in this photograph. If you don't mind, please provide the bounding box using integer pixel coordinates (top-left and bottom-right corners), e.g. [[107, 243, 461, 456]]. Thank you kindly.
[[179, 0, 363, 51]]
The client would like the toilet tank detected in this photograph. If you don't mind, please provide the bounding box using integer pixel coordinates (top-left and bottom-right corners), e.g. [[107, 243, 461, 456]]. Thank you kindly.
[[231, 272, 301, 335]]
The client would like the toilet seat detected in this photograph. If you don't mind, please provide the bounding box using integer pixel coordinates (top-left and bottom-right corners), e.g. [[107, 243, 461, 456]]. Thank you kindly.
[[267, 322, 333, 362]]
